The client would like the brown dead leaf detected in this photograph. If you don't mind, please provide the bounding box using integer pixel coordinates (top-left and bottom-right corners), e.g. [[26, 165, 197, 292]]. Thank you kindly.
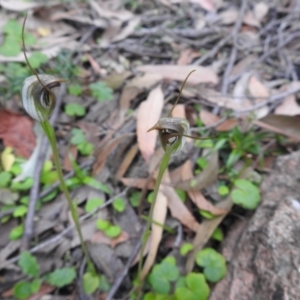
[[248, 75, 269, 99], [137, 85, 164, 164], [91, 230, 129, 248], [243, 10, 261, 27], [181, 160, 227, 215], [216, 119, 238, 132], [248, 75, 270, 118], [92, 134, 134, 175], [200, 109, 220, 126], [218, 8, 238, 25], [117, 143, 139, 179], [199, 109, 238, 131], [275, 95, 300, 116], [0, 110, 36, 158], [63, 145, 78, 171], [86, 52, 106, 75], [119, 73, 163, 113], [120, 177, 155, 190], [230, 55, 257, 77], [136, 65, 219, 85], [177, 48, 201, 65], [254, 2, 269, 22], [275, 82, 300, 116], [162, 170, 200, 232], [140, 189, 167, 279], [174, 151, 219, 191], [233, 72, 251, 102], [254, 115, 300, 140]]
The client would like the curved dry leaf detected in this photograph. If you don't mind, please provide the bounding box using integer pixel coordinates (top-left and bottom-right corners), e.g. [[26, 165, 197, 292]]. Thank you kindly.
[[216, 119, 238, 132], [248, 75, 269, 99], [0, 0, 45, 11], [230, 55, 257, 77], [162, 171, 200, 232], [233, 72, 251, 103], [181, 160, 226, 215], [140, 189, 167, 279], [243, 10, 261, 27], [137, 85, 164, 164], [120, 177, 155, 190], [177, 48, 200, 65], [254, 2, 269, 21], [275, 95, 300, 116], [200, 109, 220, 126], [248, 75, 270, 118], [92, 134, 134, 175], [117, 143, 139, 179], [91, 230, 129, 248], [275, 82, 300, 116], [254, 115, 300, 140], [218, 8, 238, 25], [119, 73, 163, 112], [174, 151, 219, 191], [136, 65, 218, 85], [194, 87, 253, 111]]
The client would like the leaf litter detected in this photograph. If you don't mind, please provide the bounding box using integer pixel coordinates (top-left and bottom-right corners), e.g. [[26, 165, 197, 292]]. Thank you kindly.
[[1, 0, 300, 299]]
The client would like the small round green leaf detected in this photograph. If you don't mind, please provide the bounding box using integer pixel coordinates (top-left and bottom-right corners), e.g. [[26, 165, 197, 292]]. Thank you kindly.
[[13, 205, 27, 217], [85, 198, 104, 213], [96, 219, 110, 230], [218, 185, 229, 196], [65, 103, 86, 117], [46, 267, 76, 287], [160, 263, 179, 282], [148, 275, 170, 294], [31, 278, 42, 293], [68, 84, 82, 96], [10, 224, 24, 240], [77, 141, 94, 155], [104, 225, 121, 238], [112, 198, 126, 212], [212, 227, 223, 242], [196, 248, 226, 283], [180, 243, 194, 256], [13, 281, 32, 299], [231, 179, 260, 210], [18, 251, 39, 277], [0, 171, 12, 188], [129, 191, 140, 207], [83, 272, 100, 295]]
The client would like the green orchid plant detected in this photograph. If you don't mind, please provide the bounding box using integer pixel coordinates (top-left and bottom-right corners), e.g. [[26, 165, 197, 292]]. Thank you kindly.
[[21, 16, 96, 275]]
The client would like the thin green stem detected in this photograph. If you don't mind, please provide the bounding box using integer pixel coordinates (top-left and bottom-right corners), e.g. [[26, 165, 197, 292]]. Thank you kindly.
[[136, 150, 171, 296], [40, 120, 96, 274]]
